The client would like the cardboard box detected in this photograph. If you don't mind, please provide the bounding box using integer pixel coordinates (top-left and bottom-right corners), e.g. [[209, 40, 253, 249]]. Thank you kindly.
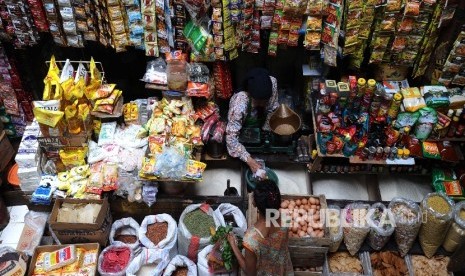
[[50, 212, 112, 247], [0, 130, 15, 171], [0, 247, 27, 276], [27, 243, 100, 276], [49, 198, 109, 231]]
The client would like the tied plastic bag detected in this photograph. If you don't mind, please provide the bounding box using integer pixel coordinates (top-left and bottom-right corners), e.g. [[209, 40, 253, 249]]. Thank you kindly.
[[163, 255, 198, 276], [126, 248, 170, 276], [16, 211, 49, 256], [155, 147, 187, 180], [327, 205, 343, 253], [214, 203, 247, 238], [419, 192, 455, 258], [142, 58, 167, 85], [139, 214, 178, 259], [197, 245, 237, 276], [366, 203, 395, 250], [98, 242, 134, 276], [178, 204, 223, 262], [342, 203, 370, 255], [442, 201, 465, 253], [388, 197, 421, 257], [109, 217, 141, 250]]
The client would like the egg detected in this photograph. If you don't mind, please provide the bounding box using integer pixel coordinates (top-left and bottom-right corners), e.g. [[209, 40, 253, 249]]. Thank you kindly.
[[310, 231, 317, 237], [299, 219, 306, 226], [311, 204, 317, 210], [302, 198, 308, 205], [307, 226, 313, 234], [318, 231, 324, 238], [281, 201, 289, 208], [302, 224, 307, 232], [316, 205, 320, 210], [309, 197, 316, 205], [315, 198, 320, 205], [298, 231, 306, 237], [308, 208, 316, 215], [289, 200, 295, 206], [291, 225, 298, 233]]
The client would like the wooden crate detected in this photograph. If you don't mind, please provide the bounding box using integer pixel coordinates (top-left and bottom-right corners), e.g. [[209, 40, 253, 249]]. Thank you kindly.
[[290, 245, 327, 268], [247, 193, 330, 247]]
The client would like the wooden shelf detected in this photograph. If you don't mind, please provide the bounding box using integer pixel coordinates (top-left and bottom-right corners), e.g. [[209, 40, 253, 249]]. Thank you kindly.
[[145, 83, 169, 90], [349, 156, 415, 165]]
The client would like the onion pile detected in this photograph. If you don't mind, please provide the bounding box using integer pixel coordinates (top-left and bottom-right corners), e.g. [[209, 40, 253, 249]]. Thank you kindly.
[[280, 197, 325, 238]]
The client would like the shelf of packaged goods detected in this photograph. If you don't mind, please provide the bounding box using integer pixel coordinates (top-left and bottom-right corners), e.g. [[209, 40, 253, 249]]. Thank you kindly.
[[311, 171, 430, 176], [145, 83, 169, 90], [349, 156, 415, 165], [201, 152, 311, 164], [426, 137, 465, 142]]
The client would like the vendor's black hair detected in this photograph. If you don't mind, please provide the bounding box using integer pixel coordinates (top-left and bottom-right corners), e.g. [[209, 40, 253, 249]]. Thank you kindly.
[[253, 179, 281, 216], [241, 68, 273, 100]]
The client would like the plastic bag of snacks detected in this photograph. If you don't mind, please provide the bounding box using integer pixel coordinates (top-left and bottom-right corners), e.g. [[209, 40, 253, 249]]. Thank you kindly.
[[125, 247, 170, 276], [388, 197, 422, 257], [139, 214, 178, 259], [214, 203, 247, 238], [419, 193, 454, 258], [163, 255, 198, 276], [327, 205, 343, 252], [178, 204, 223, 262], [442, 201, 465, 253], [342, 203, 370, 255], [98, 242, 134, 276], [109, 217, 141, 250], [366, 203, 395, 250]]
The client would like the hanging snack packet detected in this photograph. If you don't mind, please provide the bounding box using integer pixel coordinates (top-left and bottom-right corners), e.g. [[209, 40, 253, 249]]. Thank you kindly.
[[184, 159, 207, 180]]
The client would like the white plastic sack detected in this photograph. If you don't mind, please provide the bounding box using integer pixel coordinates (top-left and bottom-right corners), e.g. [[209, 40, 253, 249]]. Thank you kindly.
[[126, 248, 170, 276], [139, 214, 178, 259], [197, 245, 237, 276], [109, 217, 140, 250], [17, 211, 49, 256], [98, 242, 134, 276], [163, 255, 198, 276], [178, 204, 223, 262], [215, 203, 247, 237]]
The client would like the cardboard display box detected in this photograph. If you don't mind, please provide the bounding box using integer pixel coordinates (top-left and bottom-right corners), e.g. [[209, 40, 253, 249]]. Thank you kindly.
[[0, 130, 15, 171], [49, 198, 109, 231], [50, 211, 112, 247], [27, 243, 100, 276]]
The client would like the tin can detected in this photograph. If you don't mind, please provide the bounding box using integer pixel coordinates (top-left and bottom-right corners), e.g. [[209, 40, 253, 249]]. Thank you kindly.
[[361, 147, 370, 160], [368, 146, 376, 160], [382, 147, 391, 160], [397, 149, 404, 160], [389, 147, 398, 160], [402, 149, 410, 159], [375, 146, 384, 160]]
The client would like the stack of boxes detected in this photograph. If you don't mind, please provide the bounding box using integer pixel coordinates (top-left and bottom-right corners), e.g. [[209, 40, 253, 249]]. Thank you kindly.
[[14, 121, 41, 192]]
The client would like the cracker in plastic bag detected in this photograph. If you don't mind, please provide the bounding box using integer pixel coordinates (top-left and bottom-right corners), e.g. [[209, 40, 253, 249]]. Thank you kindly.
[[389, 197, 421, 257]]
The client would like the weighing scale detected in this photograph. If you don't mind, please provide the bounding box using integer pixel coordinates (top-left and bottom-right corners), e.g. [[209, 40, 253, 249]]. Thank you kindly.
[[239, 128, 296, 155]]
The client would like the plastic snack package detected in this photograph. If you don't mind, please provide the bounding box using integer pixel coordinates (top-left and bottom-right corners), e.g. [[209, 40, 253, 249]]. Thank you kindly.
[[184, 159, 207, 180], [70, 164, 90, 181], [367, 203, 395, 250], [419, 193, 454, 258], [141, 58, 167, 84], [59, 147, 88, 168], [95, 90, 122, 106], [342, 203, 370, 255], [327, 205, 343, 252], [102, 163, 119, 191], [98, 122, 117, 146], [43, 245, 77, 272], [388, 197, 421, 257]]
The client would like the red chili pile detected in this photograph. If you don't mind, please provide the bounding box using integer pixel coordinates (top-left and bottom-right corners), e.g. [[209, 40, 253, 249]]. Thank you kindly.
[[100, 246, 131, 273], [147, 222, 168, 245]]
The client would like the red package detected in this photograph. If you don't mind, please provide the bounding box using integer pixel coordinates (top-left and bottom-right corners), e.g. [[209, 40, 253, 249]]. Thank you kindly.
[[213, 61, 233, 99], [187, 82, 210, 97], [201, 113, 219, 143], [211, 120, 226, 143], [26, 0, 49, 32]]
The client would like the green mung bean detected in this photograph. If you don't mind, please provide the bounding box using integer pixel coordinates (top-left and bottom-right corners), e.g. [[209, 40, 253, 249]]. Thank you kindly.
[[184, 209, 215, 237]]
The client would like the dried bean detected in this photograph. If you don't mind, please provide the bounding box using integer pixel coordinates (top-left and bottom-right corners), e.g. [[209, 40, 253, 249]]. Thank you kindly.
[[147, 222, 168, 245]]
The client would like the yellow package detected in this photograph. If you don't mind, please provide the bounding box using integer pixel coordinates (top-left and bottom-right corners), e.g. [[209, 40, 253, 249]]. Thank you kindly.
[[139, 157, 158, 179], [43, 56, 63, 100], [94, 89, 122, 106], [401, 87, 421, 99], [68, 78, 85, 101], [184, 159, 207, 180], [33, 107, 64, 127], [61, 247, 85, 275], [94, 84, 116, 99], [57, 171, 71, 190], [123, 102, 138, 123], [62, 78, 75, 101], [85, 78, 101, 100], [59, 147, 88, 167], [79, 104, 90, 120], [70, 164, 90, 180], [90, 57, 102, 81], [43, 245, 76, 272], [68, 178, 88, 197]]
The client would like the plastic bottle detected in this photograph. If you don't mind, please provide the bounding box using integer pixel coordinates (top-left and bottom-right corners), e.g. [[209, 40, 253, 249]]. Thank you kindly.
[[387, 93, 402, 119]]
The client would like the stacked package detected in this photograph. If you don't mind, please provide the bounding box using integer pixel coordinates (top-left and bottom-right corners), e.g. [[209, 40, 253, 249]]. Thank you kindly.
[[15, 121, 41, 192]]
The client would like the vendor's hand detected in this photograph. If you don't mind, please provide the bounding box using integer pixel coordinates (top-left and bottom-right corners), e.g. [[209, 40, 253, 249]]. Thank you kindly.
[[227, 233, 237, 247], [246, 157, 262, 174]]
